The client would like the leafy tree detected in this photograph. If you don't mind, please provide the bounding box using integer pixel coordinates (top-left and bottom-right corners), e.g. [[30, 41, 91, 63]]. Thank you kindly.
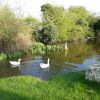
[[0, 5, 32, 53], [68, 6, 91, 39], [24, 16, 42, 41], [93, 19, 100, 42], [35, 23, 58, 50], [41, 4, 92, 42], [24, 16, 39, 27], [68, 6, 89, 18], [93, 19, 100, 32], [41, 4, 68, 41]]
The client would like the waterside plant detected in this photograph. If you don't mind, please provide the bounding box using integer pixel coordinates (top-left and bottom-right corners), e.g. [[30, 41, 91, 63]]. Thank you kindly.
[[29, 42, 65, 55], [0, 53, 7, 61]]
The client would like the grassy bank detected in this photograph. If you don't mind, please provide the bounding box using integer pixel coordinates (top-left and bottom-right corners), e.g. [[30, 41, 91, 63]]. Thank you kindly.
[[0, 72, 100, 100]]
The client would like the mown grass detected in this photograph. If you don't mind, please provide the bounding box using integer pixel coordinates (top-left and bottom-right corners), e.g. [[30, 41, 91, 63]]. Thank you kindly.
[[0, 72, 100, 100]]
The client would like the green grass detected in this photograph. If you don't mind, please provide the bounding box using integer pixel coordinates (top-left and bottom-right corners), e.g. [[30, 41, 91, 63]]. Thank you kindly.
[[0, 72, 100, 100]]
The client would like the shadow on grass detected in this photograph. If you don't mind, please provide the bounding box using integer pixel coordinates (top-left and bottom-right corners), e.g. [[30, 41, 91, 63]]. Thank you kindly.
[[45, 71, 100, 99], [49, 71, 100, 93], [0, 90, 29, 100]]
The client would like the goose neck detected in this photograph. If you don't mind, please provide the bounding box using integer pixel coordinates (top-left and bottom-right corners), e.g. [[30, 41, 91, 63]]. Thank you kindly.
[[47, 59, 50, 64], [18, 59, 21, 62]]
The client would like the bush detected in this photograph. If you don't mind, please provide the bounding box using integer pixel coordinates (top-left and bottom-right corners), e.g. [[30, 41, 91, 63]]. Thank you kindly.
[[7, 50, 24, 59], [0, 53, 7, 61], [29, 42, 64, 55], [0, 5, 32, 53], [35, 23, 58, 45], [29, 42, 45, 54], [47, 45, 64, 52]]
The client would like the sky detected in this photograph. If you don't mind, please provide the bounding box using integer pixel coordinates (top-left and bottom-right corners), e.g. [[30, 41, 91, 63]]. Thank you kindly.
[[0, 0, 100, 19]]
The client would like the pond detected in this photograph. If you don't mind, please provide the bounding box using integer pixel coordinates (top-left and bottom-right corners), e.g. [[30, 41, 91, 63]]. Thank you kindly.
[[0, 42, 100, 80]]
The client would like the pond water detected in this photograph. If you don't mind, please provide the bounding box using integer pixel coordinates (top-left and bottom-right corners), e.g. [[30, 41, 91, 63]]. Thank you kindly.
[[0, 42, 100, 80]]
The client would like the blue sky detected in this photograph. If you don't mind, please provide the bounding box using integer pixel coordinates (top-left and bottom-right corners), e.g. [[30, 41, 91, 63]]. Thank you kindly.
[[1, 0, 100, 19]]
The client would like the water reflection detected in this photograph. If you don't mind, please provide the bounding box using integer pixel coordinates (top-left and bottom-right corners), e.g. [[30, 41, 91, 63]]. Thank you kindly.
[[0, 61, 20, 78], [0, 42, 100, 80]]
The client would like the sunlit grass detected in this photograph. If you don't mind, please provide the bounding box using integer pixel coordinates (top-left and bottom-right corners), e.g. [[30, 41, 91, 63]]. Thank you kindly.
[[0, 72, 100, 100]]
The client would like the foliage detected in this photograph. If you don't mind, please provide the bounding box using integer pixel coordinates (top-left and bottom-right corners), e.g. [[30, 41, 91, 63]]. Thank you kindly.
[[47, 45, 64, 52], [93, 18, 100, 43], [24, 16, 43, 42], [87, 15, 100, 43], [0, 72, 100, 100], [0, 4, 100, 58], [29, 42, 45, 54], [29, 42, 64, 55], [7, 50, 23, 59], [16, 26, 32, 52], [24, 16, 38, 27], [35, 23, 58, 45], [0, 53, 7, 61], [66, 6, 91, 41], [0, 5, 32, 53], [68, 6, 89, 18], [24, 16, 41, 32], [41, 4, 69, 41], [41, 4, 93, 42]]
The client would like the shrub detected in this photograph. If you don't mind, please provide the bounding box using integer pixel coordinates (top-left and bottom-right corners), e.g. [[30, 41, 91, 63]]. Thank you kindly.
[[7, 50, 24, 59], [29, 42, 64, 55], [0, 53, 7, 61], [29, 42, 45, 54]]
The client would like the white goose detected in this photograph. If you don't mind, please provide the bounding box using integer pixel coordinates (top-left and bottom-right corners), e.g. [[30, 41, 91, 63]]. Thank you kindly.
[[9, 59, 22, 66], [40, 58, 50, 68]]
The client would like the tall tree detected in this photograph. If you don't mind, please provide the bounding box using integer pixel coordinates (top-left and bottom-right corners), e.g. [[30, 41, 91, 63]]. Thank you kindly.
[[41, 4, 69, 41], [0, 5, 32, 53], [67, 6, 91, 40], [41, 4, 92, 42]]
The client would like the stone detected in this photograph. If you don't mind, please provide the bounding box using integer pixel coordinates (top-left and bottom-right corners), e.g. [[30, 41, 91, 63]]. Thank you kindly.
[[85, 64, 100, 82]]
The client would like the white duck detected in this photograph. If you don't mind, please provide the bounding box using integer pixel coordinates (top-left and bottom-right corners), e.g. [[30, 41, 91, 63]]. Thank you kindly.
[[9, 59, 21, 66], [40, 58, 50, 68]]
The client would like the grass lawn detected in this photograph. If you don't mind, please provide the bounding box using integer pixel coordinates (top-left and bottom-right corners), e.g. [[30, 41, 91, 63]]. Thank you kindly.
[[0, 72, 100, 100]]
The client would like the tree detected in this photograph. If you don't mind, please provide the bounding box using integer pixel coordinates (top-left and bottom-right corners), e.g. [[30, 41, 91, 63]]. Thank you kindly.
[[41, 4, 69, 42], [24, 16, 39, 27], [68, 6, 89, 19], [0, 5, 32, 53], [35, 23, 58, 51], [41, 4, 92, 42], [93, 19, 100, 43], [68, 6, 91, 40]]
